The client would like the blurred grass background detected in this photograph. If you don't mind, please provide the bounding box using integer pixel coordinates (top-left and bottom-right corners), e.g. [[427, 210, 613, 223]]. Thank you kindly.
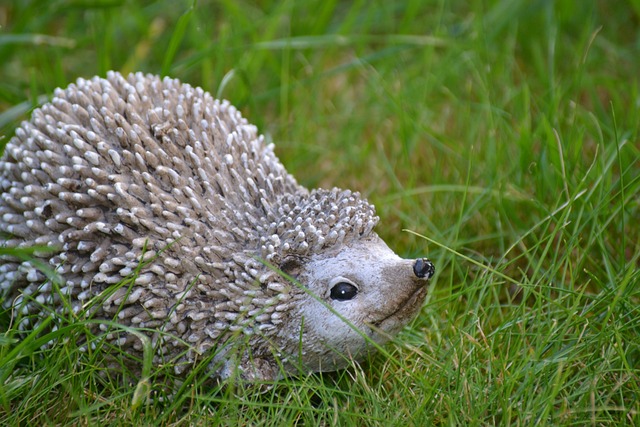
[[0, 0, 639, 425]]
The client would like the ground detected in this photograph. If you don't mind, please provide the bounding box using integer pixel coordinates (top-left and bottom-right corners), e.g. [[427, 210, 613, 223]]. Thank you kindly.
[[0, 1, 638, 425]]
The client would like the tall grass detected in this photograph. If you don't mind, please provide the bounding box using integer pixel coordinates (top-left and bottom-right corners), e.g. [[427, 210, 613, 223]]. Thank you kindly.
[[0, 0, 638, 425]]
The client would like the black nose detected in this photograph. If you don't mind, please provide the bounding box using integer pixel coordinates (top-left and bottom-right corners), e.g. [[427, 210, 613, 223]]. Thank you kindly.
[[413, 258, 435, 279]]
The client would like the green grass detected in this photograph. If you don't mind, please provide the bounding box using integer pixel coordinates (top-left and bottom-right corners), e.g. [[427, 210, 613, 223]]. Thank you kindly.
[[1, 0, 639, 425]]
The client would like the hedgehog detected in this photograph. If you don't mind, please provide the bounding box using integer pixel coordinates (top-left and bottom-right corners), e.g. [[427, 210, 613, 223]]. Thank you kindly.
[[0, 71, 434, 382]]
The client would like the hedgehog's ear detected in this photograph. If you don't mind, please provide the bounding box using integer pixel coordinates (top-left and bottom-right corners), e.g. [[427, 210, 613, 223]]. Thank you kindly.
[[279, 256, 304, 278]]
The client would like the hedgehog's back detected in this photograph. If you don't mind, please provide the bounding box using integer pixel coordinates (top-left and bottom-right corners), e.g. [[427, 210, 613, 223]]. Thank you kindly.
[[0, 71, 302, 315]]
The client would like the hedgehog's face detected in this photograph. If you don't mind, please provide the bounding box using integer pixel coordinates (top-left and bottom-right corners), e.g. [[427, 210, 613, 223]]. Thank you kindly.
[[285, 234, 434, 373]]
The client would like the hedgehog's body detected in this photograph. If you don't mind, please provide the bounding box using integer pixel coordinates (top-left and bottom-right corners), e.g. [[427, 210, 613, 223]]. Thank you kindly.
[[0, 72, 434, 381]]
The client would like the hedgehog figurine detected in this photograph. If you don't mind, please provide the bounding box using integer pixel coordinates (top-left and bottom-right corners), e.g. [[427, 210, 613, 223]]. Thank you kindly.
[[0, 71, 434, 382]]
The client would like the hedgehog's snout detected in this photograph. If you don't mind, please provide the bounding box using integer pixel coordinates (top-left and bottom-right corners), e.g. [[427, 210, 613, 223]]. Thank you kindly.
[[413, 258, 435, 279]]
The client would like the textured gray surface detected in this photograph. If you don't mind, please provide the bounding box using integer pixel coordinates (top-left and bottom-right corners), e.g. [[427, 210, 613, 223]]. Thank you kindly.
[[0, 72, 433, 380]]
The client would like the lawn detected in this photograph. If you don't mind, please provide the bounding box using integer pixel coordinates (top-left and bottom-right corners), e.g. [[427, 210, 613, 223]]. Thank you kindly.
[[0, 0, 639, 425]]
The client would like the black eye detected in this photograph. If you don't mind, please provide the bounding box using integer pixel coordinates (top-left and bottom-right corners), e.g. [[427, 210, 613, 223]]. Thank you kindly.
[[330, 282, 358, 301]]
